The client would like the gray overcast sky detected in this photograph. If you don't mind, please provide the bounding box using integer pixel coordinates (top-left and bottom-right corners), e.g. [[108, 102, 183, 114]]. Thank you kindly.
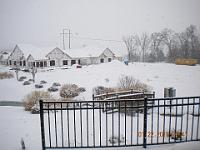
[[0, 0, 200, 50]]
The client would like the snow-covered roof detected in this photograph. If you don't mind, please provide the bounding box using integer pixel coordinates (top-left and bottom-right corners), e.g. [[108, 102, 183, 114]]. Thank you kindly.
[[2, 53, 10, 59], [16, 44, 54, 60], [64, 46, 127, 58]]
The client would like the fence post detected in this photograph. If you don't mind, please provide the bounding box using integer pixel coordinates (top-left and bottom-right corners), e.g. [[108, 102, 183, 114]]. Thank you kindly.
[[92, 94, 94, 101], [153, 91, 155, 98], [143, 97, 148, 148], [39, 100, 45, 150]]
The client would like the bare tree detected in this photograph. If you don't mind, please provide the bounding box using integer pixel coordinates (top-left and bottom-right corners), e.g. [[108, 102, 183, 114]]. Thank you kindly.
[[135, 33, 151, 62], [177, 25, 200, 59], [149, 32, 165, 62], [14, 62, 20, 81], [123, 35, 139, 62], [161, 28, 179, 62], [31, 67, 37, 83]]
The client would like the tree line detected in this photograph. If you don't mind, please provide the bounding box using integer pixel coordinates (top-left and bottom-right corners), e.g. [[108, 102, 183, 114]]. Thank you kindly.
[[123, 25, 200, 63]]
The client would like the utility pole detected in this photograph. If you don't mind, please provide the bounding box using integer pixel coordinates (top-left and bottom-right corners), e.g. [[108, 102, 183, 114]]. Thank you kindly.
[[60, 29, 72, 50]]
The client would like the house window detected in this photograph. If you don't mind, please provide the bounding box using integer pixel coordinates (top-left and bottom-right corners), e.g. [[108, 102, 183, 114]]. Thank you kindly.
[[63, 60, 68, 65], [50, 60, 55, 66], [20, 61, 22, 66], [100, 58, 104, 63], [9, 60, 11, 65], [36, 62, 40, 67], [108, 58, 112, 62], [44, 61, 47, 67], [14, 61, 16, 65], [23, 61, 26, 66], [78, 59, 81, 64], [33, 62, 35, 67], [71, 60, 76, 65], [40, 61, 43, 67]]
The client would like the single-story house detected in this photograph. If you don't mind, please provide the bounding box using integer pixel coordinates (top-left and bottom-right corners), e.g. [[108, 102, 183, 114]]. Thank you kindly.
[[65, 46, 122, 65], [6, 44, 125, 69], [7, 44, 72, 68]]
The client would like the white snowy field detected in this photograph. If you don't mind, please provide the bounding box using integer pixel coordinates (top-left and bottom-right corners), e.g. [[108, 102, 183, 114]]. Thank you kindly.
[[0, 106, 200, 150], [0, 60, 200, 101], [1, 61, 200, 150]]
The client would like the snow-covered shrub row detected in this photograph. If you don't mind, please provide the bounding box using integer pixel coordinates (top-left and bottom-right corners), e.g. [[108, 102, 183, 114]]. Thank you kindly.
[[117, 75, 152, 92], [92, 76, 151, 96], [23, 91, 52, 113], [0, 72, 14, 79], [92, 86, 115, 95], [59, 84, 86, 98]]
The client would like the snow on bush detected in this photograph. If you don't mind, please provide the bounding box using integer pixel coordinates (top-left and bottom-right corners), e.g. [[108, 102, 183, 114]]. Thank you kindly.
[[23, 81, 31, 85], [23, 91, 52, 112], [117, 75, 152, 92], [60, 84, 85, 98], [0, 72, 14, 79], [93, 86, 115, 95]]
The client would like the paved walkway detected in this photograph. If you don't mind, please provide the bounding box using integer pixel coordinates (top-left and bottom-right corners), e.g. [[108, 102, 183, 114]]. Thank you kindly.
[[0, 101, 23, 106]]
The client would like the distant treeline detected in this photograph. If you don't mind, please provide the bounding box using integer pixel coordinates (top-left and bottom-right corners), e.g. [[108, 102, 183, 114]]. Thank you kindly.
[[123, 25, 200, 63]]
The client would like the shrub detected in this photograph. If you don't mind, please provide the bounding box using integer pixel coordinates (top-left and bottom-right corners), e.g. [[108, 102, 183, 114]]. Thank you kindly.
[[0, 72, 14, 79], [92, 86, 115, 95], [35, 84, 43, 89], [23, 81, 31, 85], [117, 75, 152, 92], [23, 91, 51, 112], [29, 79, 34, 82], [40, 80, 47, 84], [52, 82, 61, 86], [19, 76, 27, 80], [60, 84, 82, 98], [77, 87, 86, 93], [48, 86, 59, 92]]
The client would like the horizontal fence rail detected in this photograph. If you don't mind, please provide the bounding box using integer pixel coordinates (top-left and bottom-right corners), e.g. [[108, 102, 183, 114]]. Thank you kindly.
[[40, 96, 200, 150]]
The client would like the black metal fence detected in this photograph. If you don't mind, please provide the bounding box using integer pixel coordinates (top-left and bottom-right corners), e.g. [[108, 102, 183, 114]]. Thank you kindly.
[[40, 96, 200, 149]]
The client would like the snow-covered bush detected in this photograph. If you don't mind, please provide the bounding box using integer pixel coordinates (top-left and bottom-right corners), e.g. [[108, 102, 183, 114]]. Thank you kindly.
[[108, 135, 125, 144], [35, 84, 43, 88], [60, 84, 83, 98], [23, 91, 51, 112], [18, 76, 27, 82], [48, 86, 59, 92], [77, 87, 86, 93], [0, 72, 14, 79], [93, 86, 115, 95], [23, 81, 31, 85], [19, 76, 27, 80], [117, 75, 152, 92], [40, 80, 47, 84], [52, 82, 61, 87]]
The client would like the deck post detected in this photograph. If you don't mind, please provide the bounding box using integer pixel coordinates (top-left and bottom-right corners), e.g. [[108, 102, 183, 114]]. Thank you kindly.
[[39, 100, 45, 150]]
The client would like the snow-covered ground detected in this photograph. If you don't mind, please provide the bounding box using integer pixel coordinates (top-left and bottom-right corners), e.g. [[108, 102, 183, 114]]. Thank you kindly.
[[0, 61, 200, 150], [0, 61, 200, 101], [0, 106, 200, 150]]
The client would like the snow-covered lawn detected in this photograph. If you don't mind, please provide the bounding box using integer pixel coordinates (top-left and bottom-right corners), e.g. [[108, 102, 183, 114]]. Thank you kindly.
[[1, 61, 200, 150], [0, 106, 200, 150], [0, 61, 200, 101]]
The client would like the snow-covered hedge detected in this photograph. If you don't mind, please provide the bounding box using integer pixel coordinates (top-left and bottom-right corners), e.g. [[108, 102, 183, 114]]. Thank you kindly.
[[0, 72, 14, 79], [93, 86, 115, 95]]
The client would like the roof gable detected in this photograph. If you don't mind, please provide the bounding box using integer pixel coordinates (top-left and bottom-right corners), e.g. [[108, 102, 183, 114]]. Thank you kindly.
[[46, 47, 71, 59], [65, 46, 116, 58], [16, 44, 54, 60]]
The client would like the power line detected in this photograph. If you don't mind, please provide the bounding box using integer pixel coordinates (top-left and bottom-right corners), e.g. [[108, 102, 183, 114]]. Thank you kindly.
[[72, 35, 123, 43], [60, 29, 72, 50]]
